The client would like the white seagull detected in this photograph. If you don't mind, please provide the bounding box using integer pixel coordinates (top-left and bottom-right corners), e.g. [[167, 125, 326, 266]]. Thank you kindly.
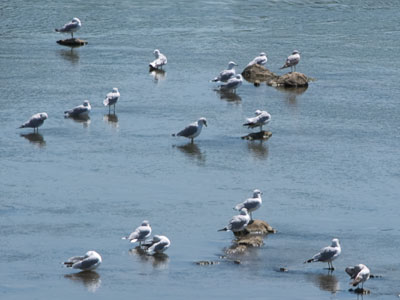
[[305, 238, 341, 270], [19, 112, 48, 132], [280, 50, 301, 72], [63, 250, 102, 271], [142, 235, 171, 255], [103, 88, 120, 114], [243, 110, 271, 131], [55, 17, 82, 39], [64, 100, 91, 118], [149, 49, 167, 70], [122, 220, 152, 245], [219, 74, 243, 91], [211, 61, 238, 82], [247, 52, 268, 67], [172, 117, 207, 143], [218, 208, 250, 232], [234, 189, 263, 220], [345, 264, 371, 290]]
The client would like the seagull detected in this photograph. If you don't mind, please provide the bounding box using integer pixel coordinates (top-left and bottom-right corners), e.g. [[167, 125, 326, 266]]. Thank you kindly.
[[149, 49, 167, 70], [243, 110, 271, 131], [246, 52, 268, 67], [218, 208, 250, 232], [64, 100, 91, 118], [63, 250, 102, 271], [122, 220, 152, 246], [280, 50, 301, 72], [55, 18, 82, 39], [234, 189, 263, 220], [219, 74, 243, 91], [172, 117, 207, 143], [211, 61, 238, 82], [142, 235, 171, 255], [19, 112, 48, 133], [103, 88, 120, 114], [305, 238, 341, 270], [345, 264, 370, 290]]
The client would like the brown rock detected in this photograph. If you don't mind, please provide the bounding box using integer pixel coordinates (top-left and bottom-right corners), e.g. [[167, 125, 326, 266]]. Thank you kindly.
[[241, 131, 272, 141], [57, 38, 88, 47], [268, 72, 309, 88], [241, 64, 279, 84]]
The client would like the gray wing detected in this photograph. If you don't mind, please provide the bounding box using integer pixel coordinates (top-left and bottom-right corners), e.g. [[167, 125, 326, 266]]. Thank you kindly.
[[73, 257, 100, 270], [222, 79, 240, 89], [312, 247, 336, 262], [137, 227, 151, 240], [257, 114, 271, 124], [177, 124, 198, 137], [65, 105, 88, 116], [241, 199, 259, 211], [58, 21, 78, 33], [254, 56, 267, 65], [345, 265, 362, 279], [218, 70, 235, 82], [149, 241, 169, 253], [20, 115, 43, 128], [104, 95, 118, 106], [229, 215, 248, 231]]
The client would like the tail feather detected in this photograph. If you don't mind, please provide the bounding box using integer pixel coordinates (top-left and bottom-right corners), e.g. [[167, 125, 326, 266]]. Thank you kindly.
[[172, 133, 176, 137], [304, 258, 313, 264], [218, 227, 228, 232], [55, 28, 59, 32], [64, 262, 73, 267]]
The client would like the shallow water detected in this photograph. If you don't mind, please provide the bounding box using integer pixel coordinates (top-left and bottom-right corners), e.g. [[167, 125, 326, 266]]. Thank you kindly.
[[1, 0, 400, 299]]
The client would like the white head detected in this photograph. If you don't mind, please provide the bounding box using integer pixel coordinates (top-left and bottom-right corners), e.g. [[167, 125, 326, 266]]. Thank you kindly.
[[83, 100, 90, 106], [40, 112, 48, 120], [292, 50, 300, 55], [260, 52, 267, 56], [228, 61, 238, 69], [239, 208, 248, 215], [86, 250, 100, 258], [72, 18, 81, 23], [198, 117, 207, 127], [253, 189, 262, 197], [254, 109, 263, 116], [331, 238, 340, 247], [153, 49, 160, 57], [142, 220, 150, 226], [112, 88, 119, 93]]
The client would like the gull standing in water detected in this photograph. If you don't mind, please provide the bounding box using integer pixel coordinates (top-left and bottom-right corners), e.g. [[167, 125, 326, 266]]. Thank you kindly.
[[211, 61, 238, 82], [280, 50, 301, 72], [305, 238, 341, 270], [219, 74, 243, 91], [172, 117, 207, 143], [345, 264, 370, 290], [103, 88, 120, 114], [234, 189, 263, 220], [122, 220, 152, 246], [19, 112, 48, 133], [246, 52, 268, 67], [149, 49, 167, 70], [64, 100, 91, 118], [142, 235, 171, 255], [218, 208, 250, 232], [63, 250, 102, 271], [243, 110, 271, 131], [55, 18, 82, 39]]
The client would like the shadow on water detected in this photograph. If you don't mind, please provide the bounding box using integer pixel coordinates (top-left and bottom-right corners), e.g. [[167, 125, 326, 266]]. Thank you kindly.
[[247, 141, 269, 160], [149, 69, 166, 83], [64, 270, 101, 293], [173, 142, 205, 163], [214, 89, 242, 103], [20, 133, 46, 147], [66, 115, 91, 128], [275, 86, 308, 106], [103, 114, 119, 128], [129, 247, 169, 269], [57, 48, 80, 64], [307, 272, 340, 293]]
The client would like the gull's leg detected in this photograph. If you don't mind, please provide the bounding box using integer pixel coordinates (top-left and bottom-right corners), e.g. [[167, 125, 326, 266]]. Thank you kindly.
[[108, 105, 111, 114], [113, 104, 116, 114], [191, 138, 194, 144]]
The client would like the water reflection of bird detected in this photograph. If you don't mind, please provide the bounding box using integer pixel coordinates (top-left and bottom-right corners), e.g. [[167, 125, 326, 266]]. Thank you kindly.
[[129, 247, 169, 269], [103, 114, 119, 128], [69, 115, 91, 128], [275, 85, 308, 105], [174, 142, 205, 162], [150, 69, 166, 82], [247, 141, 269, 160], [308, 272, 340, 293], [64, 271, 101, 293], [215, 89, 242, 102], [58, 48, 80, 63], [20, 133, 46, 147]]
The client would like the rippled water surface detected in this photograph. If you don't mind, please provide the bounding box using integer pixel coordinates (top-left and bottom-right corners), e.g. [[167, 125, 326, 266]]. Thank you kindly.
[[1, 0, 400, 299]]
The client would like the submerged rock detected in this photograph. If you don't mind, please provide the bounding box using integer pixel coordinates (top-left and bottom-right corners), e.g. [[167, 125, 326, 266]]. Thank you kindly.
[[57, 38, 88, 47], [241, 64, 312, 88], [241, 131, 272, 141], [195, 260, 220, 266], [349, 288, 371, 295]]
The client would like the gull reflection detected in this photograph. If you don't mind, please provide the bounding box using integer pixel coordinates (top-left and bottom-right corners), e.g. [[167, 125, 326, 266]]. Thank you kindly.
[[58, 48, 80, 64], [173, 142, 205, 163], [66, 115, 91, 128], [308, 272, 340, 293], [64, 270, 101, 293], [149, 69, 166, 83], [129, 247, 169, 269], [214, 89, 242, 103], [103, 114, 119, 128], [20, 133, 46, 147], [247, 141, 269, 160], [275, 86, 308, 106]]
